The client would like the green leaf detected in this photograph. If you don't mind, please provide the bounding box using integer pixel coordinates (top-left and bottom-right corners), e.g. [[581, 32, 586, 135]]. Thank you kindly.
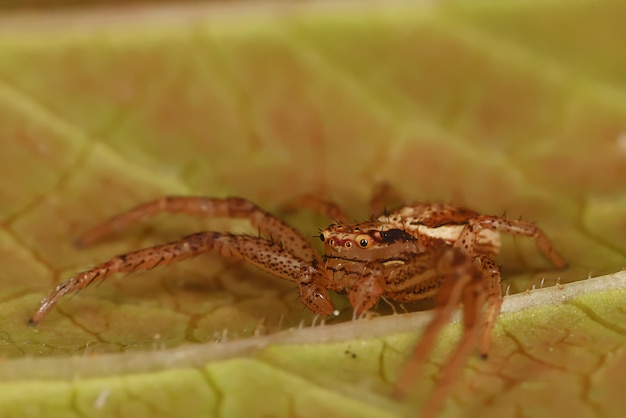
[[0, 1, 625, 417]]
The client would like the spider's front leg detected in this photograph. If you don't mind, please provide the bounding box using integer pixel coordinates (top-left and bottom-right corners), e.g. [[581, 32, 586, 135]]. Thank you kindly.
[[346, 249, 443, 315], [30, 197, 334, 324], [30, 233, 334, 325], [346, 263, 386, 315], [392, 249, 488, 417]]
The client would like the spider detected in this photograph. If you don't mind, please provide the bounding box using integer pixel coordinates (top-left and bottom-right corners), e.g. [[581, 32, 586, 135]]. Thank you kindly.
[[29, 184, 567, 417]]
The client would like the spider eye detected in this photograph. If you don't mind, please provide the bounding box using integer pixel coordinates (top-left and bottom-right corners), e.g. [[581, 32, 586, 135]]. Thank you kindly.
[[319, 233, 325, 242], [345, 241, 352, 248], [355, 234, 370, 248], [328, 239, 335, 246]]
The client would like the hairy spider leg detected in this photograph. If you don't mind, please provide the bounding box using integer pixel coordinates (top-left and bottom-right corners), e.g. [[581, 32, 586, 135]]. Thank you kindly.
[[279, 194, 349, 224], [30, 198, 335, 325], [453, 215, 567, 356], [30, 233, 334, 325], [348, 248, 450, 314], [391, 249, 482, 400], [279, 181, 403, 223], [346, 262, 386, 314], [475, 256, 502, 356], [421, 265, 488, 418], [392, 214, 567, 415], [456, 216, 568, 269], [77, 196, 318, 263], [368, 182, 404, 218]]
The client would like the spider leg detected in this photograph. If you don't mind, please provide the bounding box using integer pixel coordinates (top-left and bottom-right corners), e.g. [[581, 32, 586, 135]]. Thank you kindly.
[[421, 272, 487, 418], [456, 215, 568, 268], [30, 232, 333, 325], [77, 197, 318, 263], [279, 181, 403, 222], [279, 194, 349, 224], [347, 249, 443, 315], [347, 263, 385, 315], [369, 182, 403, 218], [476, 255, 503, 357], [392, 249, 480, 400], [386, 252, 500, 416]]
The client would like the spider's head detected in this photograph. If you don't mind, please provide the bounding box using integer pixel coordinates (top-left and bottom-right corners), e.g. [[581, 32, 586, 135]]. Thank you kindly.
[[319, 222, 418, 262]]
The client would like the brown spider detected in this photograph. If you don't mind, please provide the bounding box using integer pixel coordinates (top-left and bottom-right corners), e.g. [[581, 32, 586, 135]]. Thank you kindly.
[[30, 184, 566, 417]]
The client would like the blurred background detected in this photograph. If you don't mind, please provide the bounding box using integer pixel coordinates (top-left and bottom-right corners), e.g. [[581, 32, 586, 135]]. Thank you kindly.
[[1, 0, 206, 8]]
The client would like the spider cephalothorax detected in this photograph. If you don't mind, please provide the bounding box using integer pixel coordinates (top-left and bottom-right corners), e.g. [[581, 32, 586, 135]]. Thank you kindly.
[[321, 223, 419, 260]]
